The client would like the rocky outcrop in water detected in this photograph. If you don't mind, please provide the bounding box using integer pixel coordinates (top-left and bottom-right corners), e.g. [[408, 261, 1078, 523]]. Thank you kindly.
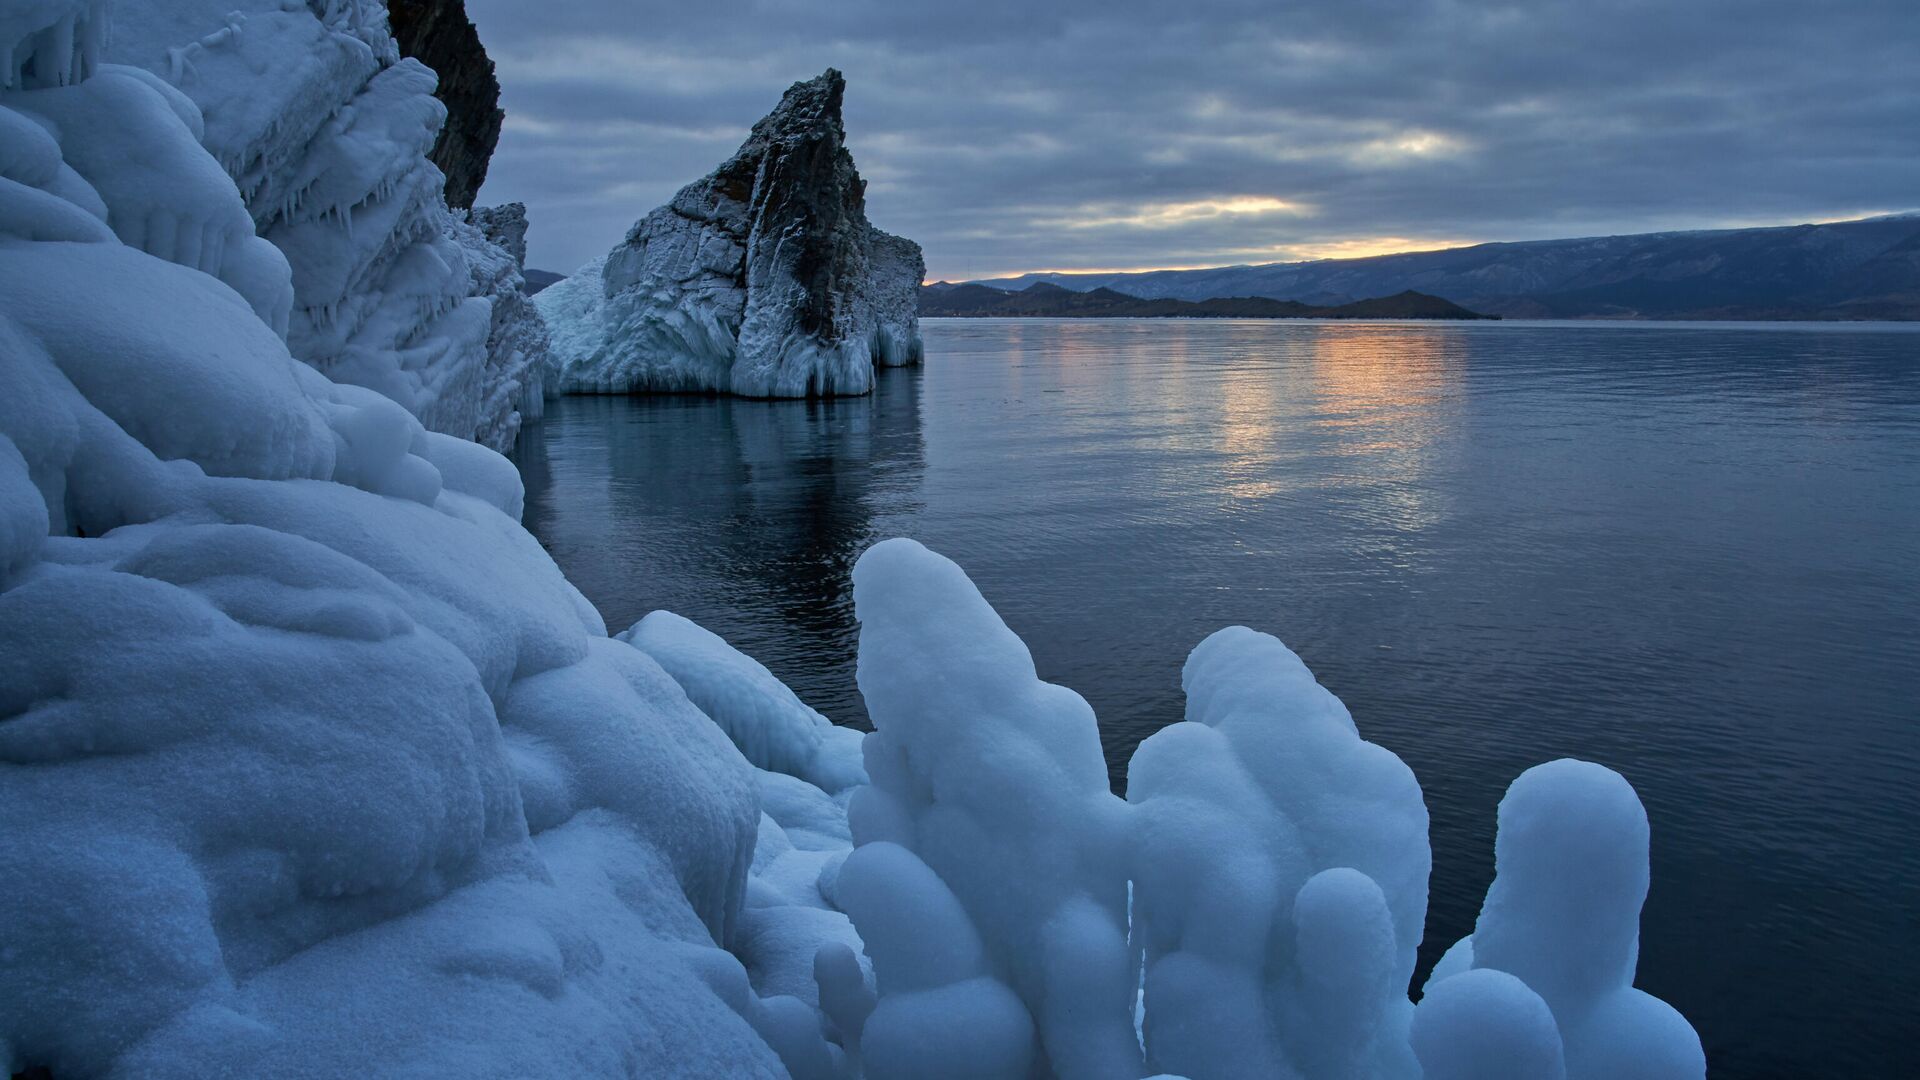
[[387, 0, 502, 210], [538, 69, 924, 398]]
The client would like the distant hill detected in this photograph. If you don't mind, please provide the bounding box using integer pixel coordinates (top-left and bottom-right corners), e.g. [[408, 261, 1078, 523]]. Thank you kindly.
[[919, 282, 1493, 320], [523, 268, 565, 295], [970, 214, 1920, 320]]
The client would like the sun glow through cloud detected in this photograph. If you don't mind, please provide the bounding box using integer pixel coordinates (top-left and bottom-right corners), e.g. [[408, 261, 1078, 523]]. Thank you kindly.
[[1274, 236, 1480, 261], [1041, 195, 1312, 230], [938, 236, 1484, 282]]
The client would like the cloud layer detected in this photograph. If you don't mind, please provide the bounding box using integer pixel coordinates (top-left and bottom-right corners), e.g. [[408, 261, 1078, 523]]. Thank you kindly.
[[467, 0, 1920, 280]]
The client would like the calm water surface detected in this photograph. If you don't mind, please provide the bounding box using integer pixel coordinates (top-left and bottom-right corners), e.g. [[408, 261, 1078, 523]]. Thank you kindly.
[[514, 319, 1920, 1078]]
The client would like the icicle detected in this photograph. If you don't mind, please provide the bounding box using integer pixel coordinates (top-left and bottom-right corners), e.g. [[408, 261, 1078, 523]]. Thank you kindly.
[[25, 11, 78, 87]]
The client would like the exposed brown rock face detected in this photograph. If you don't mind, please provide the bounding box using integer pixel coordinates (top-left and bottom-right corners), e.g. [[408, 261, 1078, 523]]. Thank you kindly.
[[387, 0, 503, 209]]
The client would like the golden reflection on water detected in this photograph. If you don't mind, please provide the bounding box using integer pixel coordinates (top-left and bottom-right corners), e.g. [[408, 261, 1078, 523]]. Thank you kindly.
[[1205, 323, 1466, 532], [952, 319, 1469, 541], [1303, 323, 1466, 536]]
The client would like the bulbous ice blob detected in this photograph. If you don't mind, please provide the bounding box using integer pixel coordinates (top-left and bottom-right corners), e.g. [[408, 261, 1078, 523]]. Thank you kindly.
[[845, 538, 1140, 1080], [1129, 625, 1429, 1079], [1473, 759, 1649, 1018], [1463, 759, 1705, 1079], [1412, 969, 1566, 1080]]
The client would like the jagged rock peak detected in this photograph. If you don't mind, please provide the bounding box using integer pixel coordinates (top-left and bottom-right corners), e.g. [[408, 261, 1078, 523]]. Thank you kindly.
[[472, 201, 530, 266], [387, 0, 503, 209], [743, 67, 848, 154], [539, 68, 924, 399]]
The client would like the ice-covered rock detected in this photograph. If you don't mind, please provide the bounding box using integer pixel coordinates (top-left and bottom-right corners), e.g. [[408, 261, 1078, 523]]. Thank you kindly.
[[456, 201, 556, 450], [538, 69, 924, 399], [104, 0, 544, 451], [0, 8, 835, 1074]]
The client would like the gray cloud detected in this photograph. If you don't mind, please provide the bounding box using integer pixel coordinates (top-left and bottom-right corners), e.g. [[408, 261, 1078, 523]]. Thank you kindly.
[[467, 0, 1920, 280]]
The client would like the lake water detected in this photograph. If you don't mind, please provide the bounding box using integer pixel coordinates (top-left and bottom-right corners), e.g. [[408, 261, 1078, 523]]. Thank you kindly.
[[513, 318, 1920, 1078]]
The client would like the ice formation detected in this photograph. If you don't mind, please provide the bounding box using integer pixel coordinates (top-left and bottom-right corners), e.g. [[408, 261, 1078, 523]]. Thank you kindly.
[[836, 541, 1704, 1080], [536, 69, 924, 399], [1125, 625, 1429, 1078], [843, 539, 1141, 1079], [1, 2, 1703, 1076], [103, 0, 549, 451], [1416, 760, 1708, 1079], [0, 6, 828, 1074], [459, 201, 555, 448]]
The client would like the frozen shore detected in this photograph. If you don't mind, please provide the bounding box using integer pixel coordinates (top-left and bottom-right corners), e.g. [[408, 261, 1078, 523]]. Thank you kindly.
[[0, 2, 1698, 1077]]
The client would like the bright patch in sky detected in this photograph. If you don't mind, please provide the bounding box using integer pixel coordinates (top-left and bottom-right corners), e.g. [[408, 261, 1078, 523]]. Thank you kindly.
[[1044, 196, 1312, 231], [1278, 236, 1480, 261], [1349, 130, 1472, 166]]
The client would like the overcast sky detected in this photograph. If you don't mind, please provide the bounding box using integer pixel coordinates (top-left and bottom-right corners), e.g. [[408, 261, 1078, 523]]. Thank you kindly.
[[466, 0, 1919, 281]]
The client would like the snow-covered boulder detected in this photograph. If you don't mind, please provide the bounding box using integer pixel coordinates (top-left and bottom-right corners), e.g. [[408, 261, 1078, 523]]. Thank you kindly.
[[104, 0, 546, 451], [538, 69, 924, 399]]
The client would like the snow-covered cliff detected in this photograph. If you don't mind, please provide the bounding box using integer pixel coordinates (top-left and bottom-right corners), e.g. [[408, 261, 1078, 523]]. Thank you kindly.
[[1, 3, 1701, 1077], [538, 69, 924, 399], [103, 0, 548, 451]]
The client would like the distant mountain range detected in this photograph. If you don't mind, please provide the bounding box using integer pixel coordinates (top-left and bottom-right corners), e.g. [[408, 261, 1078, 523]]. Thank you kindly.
[[968, 214, 1920, 320], [523, 268, 566, 295], [920, 282, 1492, 320]]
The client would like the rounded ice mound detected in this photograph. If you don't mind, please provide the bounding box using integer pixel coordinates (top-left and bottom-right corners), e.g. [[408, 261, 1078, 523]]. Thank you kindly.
[[622, 610, 867, 793], [0, 242, 335, 484], [1412, 969, 1567, 1080]]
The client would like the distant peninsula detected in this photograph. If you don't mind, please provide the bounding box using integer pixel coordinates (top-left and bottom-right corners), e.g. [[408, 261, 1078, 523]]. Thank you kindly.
[[919, 281, 1495, 320], [966, 213, 1920, 321]]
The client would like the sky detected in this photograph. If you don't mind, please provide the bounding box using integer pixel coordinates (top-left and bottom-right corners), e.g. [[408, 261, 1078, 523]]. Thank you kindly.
[[466, 0, 1920, 282]]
